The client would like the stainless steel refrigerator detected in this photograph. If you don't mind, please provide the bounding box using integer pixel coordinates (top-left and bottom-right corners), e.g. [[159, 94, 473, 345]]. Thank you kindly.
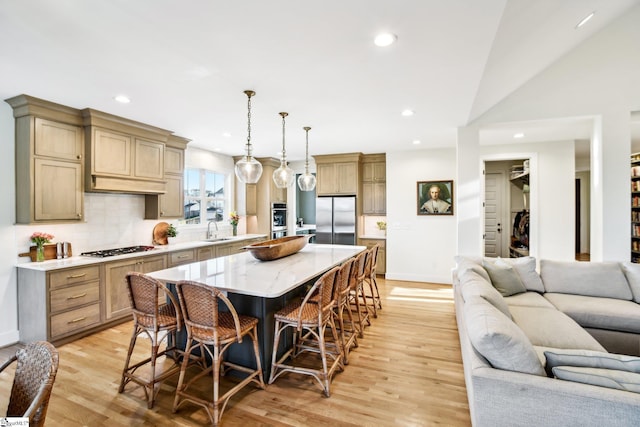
[[316, 196, 356, 245]]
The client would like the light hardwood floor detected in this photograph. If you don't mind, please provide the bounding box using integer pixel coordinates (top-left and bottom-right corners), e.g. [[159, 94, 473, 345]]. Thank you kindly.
[[0, 278, 471, 426]]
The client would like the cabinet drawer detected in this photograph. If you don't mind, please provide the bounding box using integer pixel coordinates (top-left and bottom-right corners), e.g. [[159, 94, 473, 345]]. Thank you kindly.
[[49, 266, 100, 290], [50, 281, 100, 314], [50, 303, 101, 338], [169, 249, 196, 267]]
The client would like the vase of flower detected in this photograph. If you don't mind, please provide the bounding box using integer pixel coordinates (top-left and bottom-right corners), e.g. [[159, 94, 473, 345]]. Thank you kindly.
[[30, 232, 54, 262], [230, 211, 239, 236]]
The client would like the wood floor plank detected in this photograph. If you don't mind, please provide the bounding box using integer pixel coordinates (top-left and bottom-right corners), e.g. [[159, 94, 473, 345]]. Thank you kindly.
[[0, 278, 471, 426]]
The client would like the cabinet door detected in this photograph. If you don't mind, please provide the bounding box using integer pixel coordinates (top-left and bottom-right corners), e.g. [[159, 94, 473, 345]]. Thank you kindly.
[[336, 162, 358, 194], [160, 175, 184, 218], [316, 163, 337, 195], [104, 258, 139, 320], [373, 162, 386, 181], [246, 184, 257, 215], [198, 246, 216, 261], [164, 147, 184, 175], [34, 118, 83, 161], [92, 129, 132, 176], [134, 138, 164, 180], [373, 182, 386, 214], [34, 158, 83, 221]]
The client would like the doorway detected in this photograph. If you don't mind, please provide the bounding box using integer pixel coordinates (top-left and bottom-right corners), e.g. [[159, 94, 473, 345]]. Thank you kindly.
[[484, 159, 530, 258]]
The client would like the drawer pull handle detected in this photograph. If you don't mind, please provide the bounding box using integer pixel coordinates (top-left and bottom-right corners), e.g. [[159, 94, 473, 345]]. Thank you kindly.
[[178, 255, 190, 259], [68, 317, 86, 324], [67, 273, 86, 279], [67, 293, 87, 300]]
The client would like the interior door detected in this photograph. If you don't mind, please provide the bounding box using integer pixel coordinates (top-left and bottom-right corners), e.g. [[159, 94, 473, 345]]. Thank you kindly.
[[484, 172, 504, 257]]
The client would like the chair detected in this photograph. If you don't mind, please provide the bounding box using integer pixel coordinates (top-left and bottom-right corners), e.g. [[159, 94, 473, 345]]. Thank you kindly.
[[173, 280, 265, 426], [362, 244, 383, 317], [349, 250, 371, 337], [0, 341, 59, 427], [119, 272, 182, 409], [332, 258, 359, 364], [269, 266, 343, 397]]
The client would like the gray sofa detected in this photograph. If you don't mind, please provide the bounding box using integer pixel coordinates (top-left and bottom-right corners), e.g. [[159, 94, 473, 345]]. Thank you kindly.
[[454, 256, 640, 427]]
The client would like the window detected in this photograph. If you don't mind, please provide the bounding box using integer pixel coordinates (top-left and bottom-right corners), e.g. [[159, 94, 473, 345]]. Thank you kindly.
[[183, 168, 227, 225]]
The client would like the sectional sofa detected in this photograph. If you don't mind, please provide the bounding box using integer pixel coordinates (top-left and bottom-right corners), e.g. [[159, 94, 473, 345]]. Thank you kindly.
[[453, 256, 640, 427]]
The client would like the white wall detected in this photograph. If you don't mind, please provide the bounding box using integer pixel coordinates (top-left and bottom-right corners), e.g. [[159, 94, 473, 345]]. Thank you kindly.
[[386, 148, 457, 284]]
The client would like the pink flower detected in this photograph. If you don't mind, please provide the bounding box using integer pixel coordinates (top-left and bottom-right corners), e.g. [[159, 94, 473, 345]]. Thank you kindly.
[[30, 232, 54, 246]]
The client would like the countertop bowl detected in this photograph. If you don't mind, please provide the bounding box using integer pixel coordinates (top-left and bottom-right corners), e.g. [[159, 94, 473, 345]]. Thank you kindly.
[[243, 235, 311, 261]]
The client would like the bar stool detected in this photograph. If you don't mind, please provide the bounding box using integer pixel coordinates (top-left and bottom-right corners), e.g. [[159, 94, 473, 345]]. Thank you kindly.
[[363, 244, 383, 317], [269, 266, 343, 397], [332, 258, 359, 364], [173, 280, 265, 426], [349, 250, 371, 337], [119, 272, 182, 409]]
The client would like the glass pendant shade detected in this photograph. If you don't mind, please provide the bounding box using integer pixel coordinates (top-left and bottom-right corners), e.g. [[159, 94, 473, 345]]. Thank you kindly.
[[273, 112, 295, 188], [298, 126, 316, 191], [235, 90, 263, 184]]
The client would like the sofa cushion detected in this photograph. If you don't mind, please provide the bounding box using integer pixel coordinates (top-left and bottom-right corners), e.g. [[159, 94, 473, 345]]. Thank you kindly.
[[459, 269, 511, 318], [482, 259, 527, 297], [544, 349, 640, 374], [551, 366, 640, 393], [540, 260, 633, 300], [494, 256, 545, 293], [543, 293, 640, 334], [463, 296, 545, 376], [504, 292, 556, 308], [508, 305, 606, 351], [454, 255, 490, 282], [620, 262, 640, 304]]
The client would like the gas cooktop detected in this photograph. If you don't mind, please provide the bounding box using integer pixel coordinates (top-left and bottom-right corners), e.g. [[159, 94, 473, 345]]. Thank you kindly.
[[80, 245, 156, 258]]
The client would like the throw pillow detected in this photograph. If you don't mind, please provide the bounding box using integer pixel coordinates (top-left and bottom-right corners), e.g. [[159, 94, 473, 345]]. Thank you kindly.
[[552, 366, 640, 393], [620, 262, 640, 304], [459, 269, 512, 318], [491, 256, 545, 293], [482, 259, 527, 297], [544, 349, 640, 376], [463, 296, 545, 376]]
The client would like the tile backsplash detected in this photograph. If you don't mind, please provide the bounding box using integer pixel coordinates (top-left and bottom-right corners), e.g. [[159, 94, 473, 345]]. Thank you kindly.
[[15, 192, 232, 263]]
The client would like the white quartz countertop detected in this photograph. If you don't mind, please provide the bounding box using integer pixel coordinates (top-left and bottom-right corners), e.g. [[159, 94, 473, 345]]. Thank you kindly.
[[16, 234, 267, 272], [148, 243, 366, 298], [295, 224, 316, 232]]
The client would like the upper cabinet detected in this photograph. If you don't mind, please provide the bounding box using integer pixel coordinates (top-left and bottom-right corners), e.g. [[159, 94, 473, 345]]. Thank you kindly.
[[5, 95, 85, 224], [145, 135, 190, 219], [362, 154, 386, 215], [83, 109, 171, 194], [313, 153, 362, 196]]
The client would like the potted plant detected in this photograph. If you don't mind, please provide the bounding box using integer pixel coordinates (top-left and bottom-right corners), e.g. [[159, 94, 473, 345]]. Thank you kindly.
[[167, 224, 178, 239]]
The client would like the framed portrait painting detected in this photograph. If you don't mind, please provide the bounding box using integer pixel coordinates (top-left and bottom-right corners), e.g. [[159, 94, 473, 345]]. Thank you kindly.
[[417, 180, 454, 215]]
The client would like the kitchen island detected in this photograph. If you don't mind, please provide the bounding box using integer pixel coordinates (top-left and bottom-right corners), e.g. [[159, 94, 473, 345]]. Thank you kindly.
[[148, 243, 366, 376]]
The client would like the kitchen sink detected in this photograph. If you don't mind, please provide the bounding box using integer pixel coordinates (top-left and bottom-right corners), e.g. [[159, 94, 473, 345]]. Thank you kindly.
[[202, 237, 233, 242]]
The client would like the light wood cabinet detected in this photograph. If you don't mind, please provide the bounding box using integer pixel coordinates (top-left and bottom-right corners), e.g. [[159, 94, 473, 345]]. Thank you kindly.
[[145, 137, 189, 219], [239, 157, 287, 235], [359, 238, 386, 275], [362, 154, 386, 215], [104, 254, 167, 320], [313, 153, 361, 196], [198, 246, 216, 261], [168, 249, 196, 267], [83, 108, 171, 194], [5, 95, 85, 224]]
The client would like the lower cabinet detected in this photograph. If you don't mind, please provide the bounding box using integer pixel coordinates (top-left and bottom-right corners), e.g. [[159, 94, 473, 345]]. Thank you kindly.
[[104, 254, 167, 320], [359, 238, 386, 275], [198, 246, 216, 261]]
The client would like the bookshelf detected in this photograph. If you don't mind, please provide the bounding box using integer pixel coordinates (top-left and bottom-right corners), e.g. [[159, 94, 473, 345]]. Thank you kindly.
[[631, 153, 640, 262]]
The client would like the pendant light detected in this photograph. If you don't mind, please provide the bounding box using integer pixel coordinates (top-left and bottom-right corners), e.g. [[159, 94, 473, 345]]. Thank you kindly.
[[297, 126, 316, 191], [234, 90, 263, 184], [273, 112, 295, 188]]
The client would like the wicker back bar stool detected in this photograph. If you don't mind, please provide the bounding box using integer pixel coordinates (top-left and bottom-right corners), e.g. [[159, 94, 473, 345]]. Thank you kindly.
[[119, 272, 182, 408], [349, 249, 371, 337], [0, 341, 59, 427], [332, 257, 359, 364], [269, 266, 343, 397], [363, 244, 383, 318], [173, 280, 265, 426]]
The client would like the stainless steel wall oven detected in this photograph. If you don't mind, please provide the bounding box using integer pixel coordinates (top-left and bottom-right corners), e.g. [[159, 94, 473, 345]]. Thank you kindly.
[[271, 202, 287, 239]]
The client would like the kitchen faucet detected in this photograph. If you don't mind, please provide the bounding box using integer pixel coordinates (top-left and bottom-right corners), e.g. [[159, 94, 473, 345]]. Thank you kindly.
[[207, 220, 219, 239]]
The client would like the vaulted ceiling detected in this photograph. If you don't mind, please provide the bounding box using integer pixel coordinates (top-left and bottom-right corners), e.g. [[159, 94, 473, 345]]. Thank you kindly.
[[1, 0, 638, 160]]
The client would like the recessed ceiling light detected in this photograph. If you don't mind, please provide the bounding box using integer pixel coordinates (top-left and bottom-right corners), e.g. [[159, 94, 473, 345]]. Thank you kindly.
[[575, 11, 595, 29], [374, 33, 397, 47], [223, 132, 232, 137], [401, 109, 414, 117], [114, 94, 131, 104], [513, 132, 525, 139], [412, 140, 421, 145]]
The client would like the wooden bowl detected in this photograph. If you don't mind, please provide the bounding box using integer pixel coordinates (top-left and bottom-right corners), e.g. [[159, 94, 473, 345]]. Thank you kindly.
[[243, 235, 311, 261]]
